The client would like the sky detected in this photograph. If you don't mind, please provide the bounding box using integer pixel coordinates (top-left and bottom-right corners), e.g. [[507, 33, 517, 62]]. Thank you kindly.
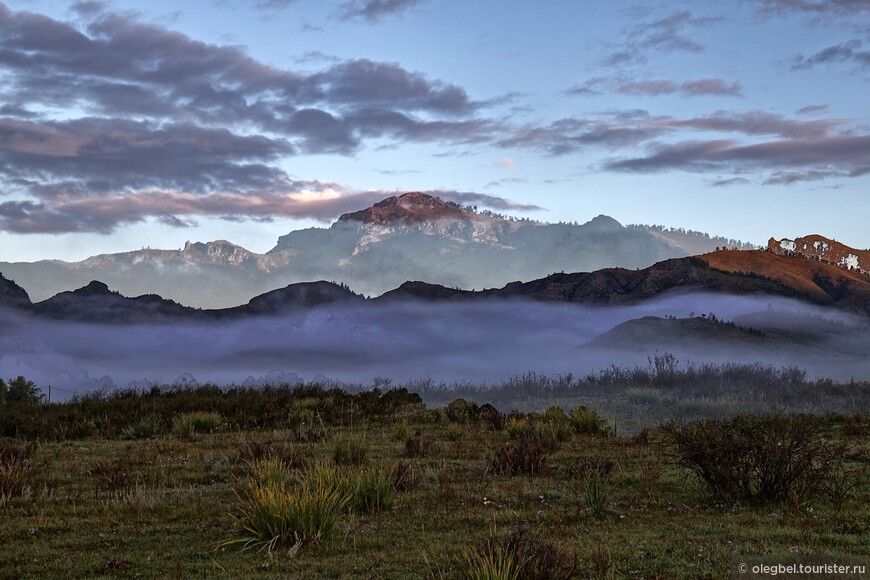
[[1, 0, 869, 262]]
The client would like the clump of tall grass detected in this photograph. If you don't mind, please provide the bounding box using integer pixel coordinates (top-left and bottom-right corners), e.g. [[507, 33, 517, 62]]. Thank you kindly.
[[446, 422, 464, 441], [393, 419, 410, 441], [534, 407, 572, 444], [459, 543, 523, 580], [505, 417, 531, 440], [0, 439, 33, 506], [172, 411, 223, 438], [221, 460, 350, 553], [577, 460, 614, 519], [568, 407, 606, 436], [459, 528, 579, 580], [332, 437, 368, 466], [120, 414, 163, 440], [345, 463, 397, 513]]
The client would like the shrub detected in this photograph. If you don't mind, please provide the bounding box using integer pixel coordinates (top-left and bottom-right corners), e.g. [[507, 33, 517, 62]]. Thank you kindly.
[[172, 411, 223, 438], [405, 431, 432, 458], [287, 410, 326, 443], [445, 398, 477, 422], [663, 414, 850, 504], [478, 403, 505, 431], [568, 407, 606, 436], [0, 438, 33, 506], [235, 436, 306, 470], [489, 439, 548, 476], [332, 437, 367, 466]]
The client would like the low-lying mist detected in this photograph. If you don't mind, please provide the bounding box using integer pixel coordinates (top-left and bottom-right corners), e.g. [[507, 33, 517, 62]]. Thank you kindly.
[[1, 291, 868, 399]]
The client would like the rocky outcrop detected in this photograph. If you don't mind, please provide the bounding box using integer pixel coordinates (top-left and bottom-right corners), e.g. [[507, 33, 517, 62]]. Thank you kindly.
[[768, 235, 869, 274]]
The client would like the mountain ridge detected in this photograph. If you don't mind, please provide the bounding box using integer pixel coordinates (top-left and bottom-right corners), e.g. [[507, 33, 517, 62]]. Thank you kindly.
[[0, 192, 765, 308], [4, 247, 869, 323]]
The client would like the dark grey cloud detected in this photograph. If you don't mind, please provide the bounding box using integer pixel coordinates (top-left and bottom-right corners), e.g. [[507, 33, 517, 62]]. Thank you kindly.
[[0, 117, 294, 197], [663, 110, 840, 139], [498, 116, 665, 157], [752, 0, 870, 16], [605, 135, 870, 177], [338, 0, 428, 23], [711, 177, 750, 187], [0, 3, 500, 234], [791, 40, 870, 69], [763, 170, 842, 185], [796, 104, 829, 115]]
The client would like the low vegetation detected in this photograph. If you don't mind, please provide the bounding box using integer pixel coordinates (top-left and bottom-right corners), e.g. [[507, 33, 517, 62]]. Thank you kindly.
[[0, 365, 866, 577]]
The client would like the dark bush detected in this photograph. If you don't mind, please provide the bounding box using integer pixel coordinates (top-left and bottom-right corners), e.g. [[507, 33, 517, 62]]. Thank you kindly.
[[489, 438, 548, 476], [477, 403, 505, 430], [404, 431, 432, 458], [663, 414, 850, 504]]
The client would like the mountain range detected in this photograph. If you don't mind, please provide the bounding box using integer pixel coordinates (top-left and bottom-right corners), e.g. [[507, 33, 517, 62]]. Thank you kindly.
[[0, 192, 754, 309], [2, 221, 869, 391], [3, 243, 869, 322]]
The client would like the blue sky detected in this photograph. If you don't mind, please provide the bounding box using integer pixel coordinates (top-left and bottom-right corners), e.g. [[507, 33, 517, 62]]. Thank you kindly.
[[1, 0, 869, 261]]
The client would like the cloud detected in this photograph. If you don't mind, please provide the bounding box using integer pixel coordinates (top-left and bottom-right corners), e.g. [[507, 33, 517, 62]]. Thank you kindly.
[[791, 40, 870, 69], [680, 79, 743, 96], [605, 135, 870, 177], [751, 0, 870, 16], [796, 104, 829, 115], [711, 177, 750, 187], [338, 0, 428, 23], [618, 79, 743, 97], [763, 170, 841, 185], [0, 3, 501, 234], [496, 159, 516, 168], [422, 190, 543, 212], [602, 10, 723, 66], [255, 0, 301, 9], [617, 80, 679, 96], [498, 115, 665, 156]]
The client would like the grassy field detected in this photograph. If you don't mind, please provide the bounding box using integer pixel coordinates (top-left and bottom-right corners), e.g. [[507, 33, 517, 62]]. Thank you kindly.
[[1, 370, 868, 578]]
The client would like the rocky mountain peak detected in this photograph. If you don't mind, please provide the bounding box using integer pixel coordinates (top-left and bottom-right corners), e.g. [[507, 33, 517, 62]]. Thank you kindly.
[[584, 214, 623, 232], [768, 235, 868, 274], [74, 280, 114, 296], [336, 192, 470, 226]]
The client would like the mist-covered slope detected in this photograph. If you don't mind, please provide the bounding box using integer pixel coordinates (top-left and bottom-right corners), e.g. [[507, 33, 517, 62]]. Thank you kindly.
[[0, 192, 749, 308]]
